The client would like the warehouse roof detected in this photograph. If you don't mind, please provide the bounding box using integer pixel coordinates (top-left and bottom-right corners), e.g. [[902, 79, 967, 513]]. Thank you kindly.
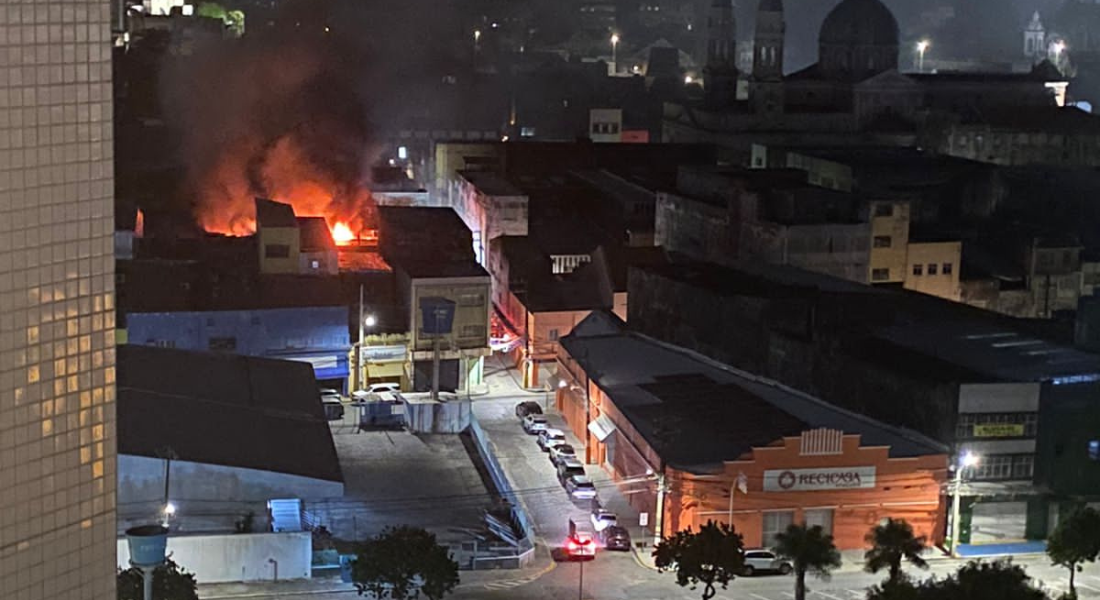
[[561, 312, 947, 472], [117, 345, 343, 482]]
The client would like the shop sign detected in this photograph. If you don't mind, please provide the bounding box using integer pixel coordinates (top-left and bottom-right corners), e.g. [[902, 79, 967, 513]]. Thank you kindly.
[[361, 345, 407, 363], [973, 423, 1025, 438], [763, 466, 876, 492]]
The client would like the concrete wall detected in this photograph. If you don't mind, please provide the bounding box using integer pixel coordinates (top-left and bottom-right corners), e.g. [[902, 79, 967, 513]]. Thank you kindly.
[[119, 455, 344, 532], [404, 396, 473, 433], [905, 241, 962, 301], [117, 532, 312, 583], [259, 226, 301, 274]]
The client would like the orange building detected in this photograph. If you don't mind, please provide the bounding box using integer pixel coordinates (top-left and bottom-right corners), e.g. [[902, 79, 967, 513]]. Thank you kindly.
[[557, 312, 949, 550]]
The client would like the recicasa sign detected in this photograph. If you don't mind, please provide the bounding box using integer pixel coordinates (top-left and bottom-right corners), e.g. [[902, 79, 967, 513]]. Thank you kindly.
[[763, 467, 877, 492]]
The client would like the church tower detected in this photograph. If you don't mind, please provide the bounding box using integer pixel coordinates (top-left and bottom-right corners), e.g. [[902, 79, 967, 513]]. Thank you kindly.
[[703, 0, 738, 107], [1024, 11, 1046, 62], [751, 0, 785, 115]]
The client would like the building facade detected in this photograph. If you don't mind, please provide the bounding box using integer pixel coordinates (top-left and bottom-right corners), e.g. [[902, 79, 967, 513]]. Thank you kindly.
[[1, 1, 119, 598]]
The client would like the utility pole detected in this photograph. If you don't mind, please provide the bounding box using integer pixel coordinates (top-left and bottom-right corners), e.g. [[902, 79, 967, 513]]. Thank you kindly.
[[578, 559, 584, 600], [431, 309, 442, 402], [653, 472, 666, 546], [357, 284, 365, 391]]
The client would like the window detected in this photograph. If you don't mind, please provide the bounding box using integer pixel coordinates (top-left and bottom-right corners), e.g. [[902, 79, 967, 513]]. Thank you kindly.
[[804, 509, 834, 535], [912, 264, 923, 276], [762, 511, 795, 546], [955, 413, 1038, 439], [927, 263, 938, 275], [1090, 441, 1100, 461], [874, 204, 894, 217], [310, 260, 320, 269], [548, 328, 560, 342], [208, 337, 237, 352], [943, 262, 953, 275], [1013, 455, 1034, 479], [149, 340, 176, 349], [972, 455, 1014, 480], [873, 236, 892, 248], [265, 244, 291, 258], [872, 268, 890, 281]]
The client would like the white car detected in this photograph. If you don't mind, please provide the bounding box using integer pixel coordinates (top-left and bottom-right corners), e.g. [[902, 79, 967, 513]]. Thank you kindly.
[[369, 382, 400, 393], [565, 475, 598, 501], [590, 508, 617, 532], [522, 414, 549, 434], [742, 549, 793, 576], [549, 443, 577, 465], [537, 428, 566, 451], [319, 388, 342, 402]]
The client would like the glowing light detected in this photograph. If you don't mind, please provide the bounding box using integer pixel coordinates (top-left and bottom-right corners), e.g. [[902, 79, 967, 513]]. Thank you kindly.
[[684, 75, 694, 84], [364, 315, 377, 328], [610, 33, 620, 46], [1052, 41, 1066, 56], [916, 40, 930, 52], [164, 502, 177, 515], [960, 452, 979, 468], [331, 222, 355, 245]]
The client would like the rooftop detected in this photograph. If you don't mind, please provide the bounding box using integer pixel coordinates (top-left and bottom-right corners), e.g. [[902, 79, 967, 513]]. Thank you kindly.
[[255, 197, 298, 228], [117, 345, 343, 482], [562, 312, 947, 472], [297, 216, 336, 251], [458, 170, 525, 197]]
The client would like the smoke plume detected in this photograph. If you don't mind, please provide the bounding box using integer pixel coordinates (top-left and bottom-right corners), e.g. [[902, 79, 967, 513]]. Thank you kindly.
[[163, 0, 377, 235]]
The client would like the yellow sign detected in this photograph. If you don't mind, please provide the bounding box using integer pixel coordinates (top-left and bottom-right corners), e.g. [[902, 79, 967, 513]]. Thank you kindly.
[[973, 423, 1025, 438]]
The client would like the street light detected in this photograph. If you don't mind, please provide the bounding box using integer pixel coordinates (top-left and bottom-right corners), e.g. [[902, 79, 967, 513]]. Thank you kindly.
[[916, 39, 930, 73], [950, 452, 979, 557], [364, 314, 377, 328], [610, 33, 620, 74]]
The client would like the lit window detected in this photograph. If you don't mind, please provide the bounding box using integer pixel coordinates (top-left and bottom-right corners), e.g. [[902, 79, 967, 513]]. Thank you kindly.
[[311, 260, 320, 269], [1089, 440, 1100, 461]]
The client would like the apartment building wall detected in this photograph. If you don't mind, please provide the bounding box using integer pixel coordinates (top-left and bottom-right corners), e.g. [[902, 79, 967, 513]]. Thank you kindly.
[[0, 1, 118, 598], [904, 241, 962, 301]]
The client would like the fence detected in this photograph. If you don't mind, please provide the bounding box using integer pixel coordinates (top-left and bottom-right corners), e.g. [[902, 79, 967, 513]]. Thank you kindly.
[[117, 531, 312, 583], [467, 413, 537, 568]]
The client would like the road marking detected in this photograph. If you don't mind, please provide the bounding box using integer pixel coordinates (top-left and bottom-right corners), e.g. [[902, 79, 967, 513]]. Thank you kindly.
[[812, 591, 844, 600], [846, 590, 865, 598], [749, 593, 772, 600], [781, 593, 796, 599], [1086, 575, 1100, 583], [1077, 581, 1100, 592]]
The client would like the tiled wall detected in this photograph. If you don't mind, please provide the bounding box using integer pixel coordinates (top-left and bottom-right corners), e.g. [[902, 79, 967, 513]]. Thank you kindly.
[[0, 1, 117, 599]]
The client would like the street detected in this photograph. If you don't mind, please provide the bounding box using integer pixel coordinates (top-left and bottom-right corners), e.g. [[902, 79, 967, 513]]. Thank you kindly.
[[200, 357, 1100, 600]]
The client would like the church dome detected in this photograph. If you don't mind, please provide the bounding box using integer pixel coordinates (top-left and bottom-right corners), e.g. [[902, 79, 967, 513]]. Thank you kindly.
[[817, 0, 899, 81], [819, 0, 898, 47]]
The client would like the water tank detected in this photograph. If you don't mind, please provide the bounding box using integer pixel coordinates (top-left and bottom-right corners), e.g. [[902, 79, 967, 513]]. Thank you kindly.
[[125, 525, 168, 567]]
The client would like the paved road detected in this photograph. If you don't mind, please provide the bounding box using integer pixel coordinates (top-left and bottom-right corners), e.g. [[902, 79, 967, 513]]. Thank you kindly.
[[199, 359, 1100, 600]]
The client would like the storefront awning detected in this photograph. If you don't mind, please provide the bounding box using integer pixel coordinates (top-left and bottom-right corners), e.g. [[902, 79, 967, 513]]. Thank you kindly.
[[588, 414, 616, 442]]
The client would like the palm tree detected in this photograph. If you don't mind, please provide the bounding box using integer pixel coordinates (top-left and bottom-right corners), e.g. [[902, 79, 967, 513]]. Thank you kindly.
[[864, 518, 929, 586], [774, 523, 842, 600]]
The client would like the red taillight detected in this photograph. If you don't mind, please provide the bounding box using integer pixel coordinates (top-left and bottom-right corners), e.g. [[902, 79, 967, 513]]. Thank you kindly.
[[566, 539, 579, 552]]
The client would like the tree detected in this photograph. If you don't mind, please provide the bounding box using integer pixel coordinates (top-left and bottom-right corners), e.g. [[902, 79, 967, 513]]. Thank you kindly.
[[1048, 506, 1100, 597], [864, 518, 929, 586], [773, 523, 842, 600], [653, 520, 745, 600], [117, 559, 199, 600], [352, 526, 459, 600], [866, 560, 1046, 600]]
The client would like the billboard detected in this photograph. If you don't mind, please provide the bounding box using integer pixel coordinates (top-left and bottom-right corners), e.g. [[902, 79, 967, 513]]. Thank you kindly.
[[763, 466, 877, 492]]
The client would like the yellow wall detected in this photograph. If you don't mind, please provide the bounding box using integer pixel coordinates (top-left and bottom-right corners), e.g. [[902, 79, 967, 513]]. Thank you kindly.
[[258, 226, 301, 274], [613, 292, 628, 321], [868, 201, 910, 284], [904, 241, 962, 301]]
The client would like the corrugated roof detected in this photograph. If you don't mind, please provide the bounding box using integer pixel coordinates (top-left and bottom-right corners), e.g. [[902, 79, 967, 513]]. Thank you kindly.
[[117, 345, 343, 482], [561, 314, 947, 472]]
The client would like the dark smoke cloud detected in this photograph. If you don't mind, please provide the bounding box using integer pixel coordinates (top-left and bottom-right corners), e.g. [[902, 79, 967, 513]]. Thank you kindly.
[[162, 0, 379, 234]]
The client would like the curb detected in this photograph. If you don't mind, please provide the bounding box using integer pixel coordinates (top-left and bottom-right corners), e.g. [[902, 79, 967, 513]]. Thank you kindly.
[[630, 544, 661, 572]]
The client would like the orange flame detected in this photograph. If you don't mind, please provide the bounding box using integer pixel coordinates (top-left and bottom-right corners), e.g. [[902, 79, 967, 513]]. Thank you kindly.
[[331, 222, 355, 245]]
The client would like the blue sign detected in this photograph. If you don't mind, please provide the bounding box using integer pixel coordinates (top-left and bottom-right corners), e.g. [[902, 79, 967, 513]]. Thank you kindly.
[[419, 297, 456, 335]]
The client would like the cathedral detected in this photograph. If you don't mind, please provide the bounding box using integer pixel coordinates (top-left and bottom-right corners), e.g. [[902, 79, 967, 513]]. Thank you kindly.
[[663, 0, 1071, 150]]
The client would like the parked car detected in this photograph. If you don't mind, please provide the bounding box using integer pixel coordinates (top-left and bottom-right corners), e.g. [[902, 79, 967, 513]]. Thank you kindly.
[[565, 531, 597, 559], [369, 382, 400, 393], [515, 401, 543, 418], [556, 458, 585, 484], [565, 475, 598, 501], [590, 508, 617, 532], [742, 550, 792, 576], [322, 399, 345, 421], [549, 443, 576, 465], [319, 388, 342, 403], [522, 414, 549, 434], [537, 428, 567, 451], [600, 525, 631, 551]]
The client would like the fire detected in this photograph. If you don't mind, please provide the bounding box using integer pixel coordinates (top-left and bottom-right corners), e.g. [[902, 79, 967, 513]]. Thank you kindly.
[[331, 222, 355, 245]]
